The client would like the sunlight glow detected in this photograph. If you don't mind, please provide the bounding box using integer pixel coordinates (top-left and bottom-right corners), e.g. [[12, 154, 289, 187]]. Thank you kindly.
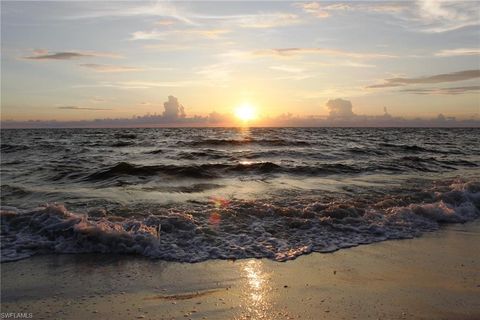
[[234, 103, 257, 122]]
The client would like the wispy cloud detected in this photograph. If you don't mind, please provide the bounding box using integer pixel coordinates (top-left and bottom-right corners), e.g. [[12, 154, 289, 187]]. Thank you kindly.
[[435, 48, 480, 57], [68, 3, 299, 29], [195, 63, 233, 84], [79, 64, 142, 73], [58, 106, 111, 111], [295, 2, 407, 18], [65, 2, 196, 25], [193, 12, 301, 28], [416, 0, 479, 33], [270, 65, 305, 73], [142, 43, 191, 51], [368, 70, 480, 88], [24, 50, 121, 60], [130, 28, 230, 41], [155, 18, 179, 26], [117, 81, 198, 88], [254, 48, 395, 59], [294, 2, 350, 18], [76, 81, 200, 90], [295, 1, 478, 33], [401, 86, 480, 95]]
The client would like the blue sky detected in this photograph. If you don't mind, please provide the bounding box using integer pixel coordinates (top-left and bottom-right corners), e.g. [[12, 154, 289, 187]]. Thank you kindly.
[[1, 0, 479, 124]]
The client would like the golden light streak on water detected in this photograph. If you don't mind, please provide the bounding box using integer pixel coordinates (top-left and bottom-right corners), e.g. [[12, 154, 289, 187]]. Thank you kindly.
[[238, 259, 274, 320]]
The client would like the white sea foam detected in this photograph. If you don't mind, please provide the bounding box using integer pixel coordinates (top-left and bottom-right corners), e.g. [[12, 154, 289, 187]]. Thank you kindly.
[[1, 180, 479, 263]]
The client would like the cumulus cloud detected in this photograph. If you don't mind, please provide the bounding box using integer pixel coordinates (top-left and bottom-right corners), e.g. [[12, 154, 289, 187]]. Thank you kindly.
[[367, 70, 480, 88], [326, 98, 355, 118], [163, 95, 186, 119], [23, 50, 121, 60], [3, 98, 479, 128]]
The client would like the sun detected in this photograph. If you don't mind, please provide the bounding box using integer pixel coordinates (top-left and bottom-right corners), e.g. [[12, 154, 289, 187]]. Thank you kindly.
[[234, 103, 257, 122]]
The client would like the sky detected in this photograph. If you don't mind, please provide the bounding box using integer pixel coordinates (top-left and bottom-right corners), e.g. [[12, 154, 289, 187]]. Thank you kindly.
[[1, 0, 480, 127]]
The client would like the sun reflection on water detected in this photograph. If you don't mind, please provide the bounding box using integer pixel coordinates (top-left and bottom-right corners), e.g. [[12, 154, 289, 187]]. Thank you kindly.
[[240, 259, 273, 320]]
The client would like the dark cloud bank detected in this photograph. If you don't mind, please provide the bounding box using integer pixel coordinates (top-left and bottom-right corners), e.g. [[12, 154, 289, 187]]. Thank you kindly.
[[2, 96, 479, 128]]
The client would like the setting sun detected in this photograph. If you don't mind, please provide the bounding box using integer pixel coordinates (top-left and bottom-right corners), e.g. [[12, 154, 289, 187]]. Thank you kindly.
[[234, 103, 257, 122]]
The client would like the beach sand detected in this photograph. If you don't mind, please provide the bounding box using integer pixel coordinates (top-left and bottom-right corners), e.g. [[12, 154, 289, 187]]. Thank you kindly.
[[1, 221, 479, 320]]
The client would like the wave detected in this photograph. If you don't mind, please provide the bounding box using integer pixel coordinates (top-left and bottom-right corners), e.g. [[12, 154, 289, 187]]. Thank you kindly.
[[111, 141, 135, 147], [1, 144, 29, 153], [2, 179, 478, 263], [184, 138, 311, 147], [85, 159, 472, 182], [174, 150, 228, 160], [399, 156, 478, 171], [85, 162, 218, 180], [114, 133, 137, 139], [74, 158, 472, 183], [378, 142, 465, 154], [83, 161, 363, 181], [379, 143, 430, 152], [146, 149, 164, 154]]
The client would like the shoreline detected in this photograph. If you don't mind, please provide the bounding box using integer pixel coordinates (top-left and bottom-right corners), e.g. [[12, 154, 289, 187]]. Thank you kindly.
[[2, 220, 480, 320]]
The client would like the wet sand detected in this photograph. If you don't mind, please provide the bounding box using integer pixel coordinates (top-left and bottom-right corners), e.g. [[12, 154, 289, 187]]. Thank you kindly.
[[1, 221, 479, 320]]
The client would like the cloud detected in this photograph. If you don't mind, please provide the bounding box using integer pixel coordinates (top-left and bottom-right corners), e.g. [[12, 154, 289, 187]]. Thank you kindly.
[[72, 81, 199, 90], [295, 1, 478, 33], [401, 86, 480, 95], [67, 2, 301, 29], [130, 28, 230, 41], [23, 50, 121, 60], [91, 97, 108, 104], [254, 48, 395, 59], [155, 18, 179, 26], [163, 95, 186, 119], [196, 12, 301, 28], [79, 64, 142, 73], [326, 98, 355, 118], [295, 2, 407, 18], [435, 48, 480, 57], [270, 65, 305, 73], [58, 106, 111, 111], [415, 0, 479, 33], [6, 99, 478, 128], [195, 63, 232, 84], [294, 2, 349, 18], [117, 81, 197, 89], [367, 70, 480, 88], [142, 43, 191, 51], [65, 2, 197, 25]]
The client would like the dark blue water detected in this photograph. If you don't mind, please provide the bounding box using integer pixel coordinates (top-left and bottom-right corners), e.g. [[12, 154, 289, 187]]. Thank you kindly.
[[1, 128, 479, 262]]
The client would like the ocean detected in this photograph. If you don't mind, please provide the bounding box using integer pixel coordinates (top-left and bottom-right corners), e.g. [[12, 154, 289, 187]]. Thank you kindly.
[[1, 127, 479, 262]]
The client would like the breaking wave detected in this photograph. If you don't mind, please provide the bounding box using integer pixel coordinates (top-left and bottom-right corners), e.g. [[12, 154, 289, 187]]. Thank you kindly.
[[2, 179, 479, 263]]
